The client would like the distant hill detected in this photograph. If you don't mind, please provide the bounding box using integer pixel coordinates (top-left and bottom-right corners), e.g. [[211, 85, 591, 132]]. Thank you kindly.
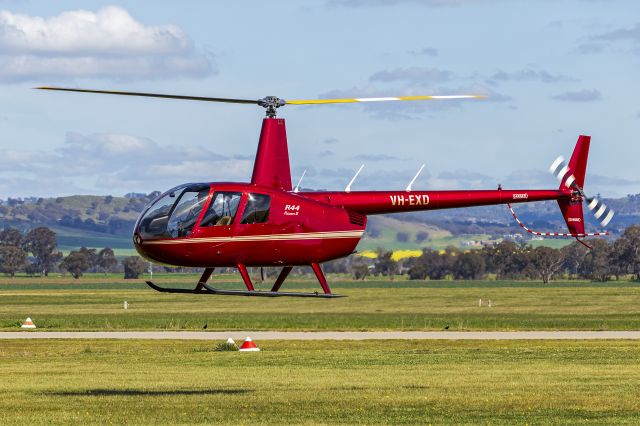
[[0, 193, 159, 254], [0, 192, 638, 253]]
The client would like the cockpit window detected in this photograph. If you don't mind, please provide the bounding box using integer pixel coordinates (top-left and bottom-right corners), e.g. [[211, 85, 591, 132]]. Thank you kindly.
[[138, 186, 187, 239], [167, 188, 210, 238], [137, 183, 209, 239], [200, 192, 242, 227], [240, 193, 270, 224]]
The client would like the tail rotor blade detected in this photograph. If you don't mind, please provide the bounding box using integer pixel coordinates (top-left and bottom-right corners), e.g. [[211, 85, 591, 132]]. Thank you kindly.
[[586, 197, 615, 227], [549, 155, 578, 188]]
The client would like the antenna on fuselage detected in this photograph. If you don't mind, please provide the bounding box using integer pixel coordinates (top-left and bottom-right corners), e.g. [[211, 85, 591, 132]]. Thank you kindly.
[[345, 164, 365, 193], [406, 164, 425, 192], [293, 169, 307, 193]]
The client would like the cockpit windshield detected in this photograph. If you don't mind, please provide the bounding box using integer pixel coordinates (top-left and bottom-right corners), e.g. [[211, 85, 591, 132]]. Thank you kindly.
[[137, 183, 210, 239]]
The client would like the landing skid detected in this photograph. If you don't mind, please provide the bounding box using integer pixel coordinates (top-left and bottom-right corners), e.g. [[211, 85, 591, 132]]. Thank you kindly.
[[144, 262, 343, 298], [145, 280, 342, 298]]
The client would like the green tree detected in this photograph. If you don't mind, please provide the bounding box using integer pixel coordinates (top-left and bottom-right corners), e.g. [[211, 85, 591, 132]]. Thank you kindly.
[[0, 228, 23, 247], [609, 238, 628, 280], [408, 248, 457, 280], [97, 248, 118, 273], [350, 256, 370, 280], [395, 232, 409, 243], [615, 225, 640, 281], [560, 241, 588, 279], [408, 260, 429, 280], [374, 249, 398, 278], [453, 252, 486, 280], [123, 256, 146, 279], [323, 257, 349, 274], [61, 251, 91, 279], [78, 247, 98, 270], [0, 246, 27, 277], [483, 241, 532, 279], [21, 227, 62, 276], [530, 246, 564, 284], [415, 231, 429, 244], [580, 239, 611, 282]]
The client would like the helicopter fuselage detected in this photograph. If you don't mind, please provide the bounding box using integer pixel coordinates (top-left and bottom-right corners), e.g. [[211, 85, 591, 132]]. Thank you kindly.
[[133, 181, 568, 268], [133, 182, 365, 267]]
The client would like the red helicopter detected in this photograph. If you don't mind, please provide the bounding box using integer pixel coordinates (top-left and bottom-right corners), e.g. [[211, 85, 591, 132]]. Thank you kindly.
[[38, 87, 614, 297]]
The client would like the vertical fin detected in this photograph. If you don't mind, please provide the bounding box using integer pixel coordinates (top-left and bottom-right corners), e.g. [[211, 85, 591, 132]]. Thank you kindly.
[[557, 135, 590, 235], [565, 135, 590, 190]]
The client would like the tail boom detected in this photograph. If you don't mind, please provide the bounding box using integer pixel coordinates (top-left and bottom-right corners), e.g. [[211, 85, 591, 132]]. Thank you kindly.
[[300, 189, 568, 215]]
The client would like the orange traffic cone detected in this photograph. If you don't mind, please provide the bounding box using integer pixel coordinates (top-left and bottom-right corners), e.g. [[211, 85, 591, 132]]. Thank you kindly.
[[239, 336, 260, 352], [21, 317, 36, 329]]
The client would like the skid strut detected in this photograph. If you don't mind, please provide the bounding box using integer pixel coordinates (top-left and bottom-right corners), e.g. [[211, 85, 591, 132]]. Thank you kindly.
[[271, 266, 293, 292], [311, 262, 332, 294], [237, 263, 255, 291], [194, 267, 214, 291], [145, 264, 343, 298]]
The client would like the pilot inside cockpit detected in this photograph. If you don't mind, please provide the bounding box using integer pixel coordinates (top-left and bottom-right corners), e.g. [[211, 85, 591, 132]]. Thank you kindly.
[[166, 187, 210, 238]]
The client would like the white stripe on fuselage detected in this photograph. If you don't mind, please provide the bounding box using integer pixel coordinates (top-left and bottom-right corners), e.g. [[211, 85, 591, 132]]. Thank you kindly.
[[142, 230, 364, 245]]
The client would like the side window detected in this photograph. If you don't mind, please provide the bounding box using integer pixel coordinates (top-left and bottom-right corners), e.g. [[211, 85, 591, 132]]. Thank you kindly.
[[240, 193, 271, 224], [200, 192, 242, 227]]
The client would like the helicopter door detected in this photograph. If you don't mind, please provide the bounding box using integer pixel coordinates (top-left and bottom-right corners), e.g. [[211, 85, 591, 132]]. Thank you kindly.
[[234, 193, 272, 261]]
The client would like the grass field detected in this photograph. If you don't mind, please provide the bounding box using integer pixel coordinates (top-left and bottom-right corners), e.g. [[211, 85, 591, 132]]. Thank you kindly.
[[0, 339, 638, 424], [1, 275, 639, 331]]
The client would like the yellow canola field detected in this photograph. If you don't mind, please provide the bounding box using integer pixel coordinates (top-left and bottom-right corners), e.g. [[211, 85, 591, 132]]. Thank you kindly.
[[358, 250, 423, 261]]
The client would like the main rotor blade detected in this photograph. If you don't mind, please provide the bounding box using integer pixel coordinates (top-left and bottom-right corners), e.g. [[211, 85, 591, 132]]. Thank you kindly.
[[285, 95, 485, 105], [36, 87, 259, 104]]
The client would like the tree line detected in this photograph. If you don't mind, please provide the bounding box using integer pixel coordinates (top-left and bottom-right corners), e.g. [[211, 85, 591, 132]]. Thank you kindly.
[[326, 225, 640, 283], [3, 224, 639, 283], [0, 226, 147, 279]]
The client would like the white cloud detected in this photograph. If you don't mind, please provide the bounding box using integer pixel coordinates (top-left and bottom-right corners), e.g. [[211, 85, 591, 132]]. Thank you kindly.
[[576, 23, 640, 56], [487, 69, 577, 84], [353, 154, 399, 161], [328, 0, 476, 7], [407, 47, 439, 57], [551, 89, 602, 102], [369, 67, 454, 85], [0, 6, 214, 82], [0, 132, 253, 197]]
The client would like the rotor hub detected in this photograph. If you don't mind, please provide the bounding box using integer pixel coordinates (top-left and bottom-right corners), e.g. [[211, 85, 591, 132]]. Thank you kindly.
[[257, 96, 286, 118]]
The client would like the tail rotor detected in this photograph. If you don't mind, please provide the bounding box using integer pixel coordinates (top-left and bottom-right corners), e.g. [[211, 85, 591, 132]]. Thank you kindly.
[[548, 148, 615, 229], [586, 197, 615, 227]]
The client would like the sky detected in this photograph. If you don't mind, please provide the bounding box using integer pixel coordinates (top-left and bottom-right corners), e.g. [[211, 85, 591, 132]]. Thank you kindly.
[[0, 0, 638, 198]]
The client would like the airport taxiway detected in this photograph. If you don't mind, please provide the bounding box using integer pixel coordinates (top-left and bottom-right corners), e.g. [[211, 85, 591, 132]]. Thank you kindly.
[[2, 331, 640, 340]]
